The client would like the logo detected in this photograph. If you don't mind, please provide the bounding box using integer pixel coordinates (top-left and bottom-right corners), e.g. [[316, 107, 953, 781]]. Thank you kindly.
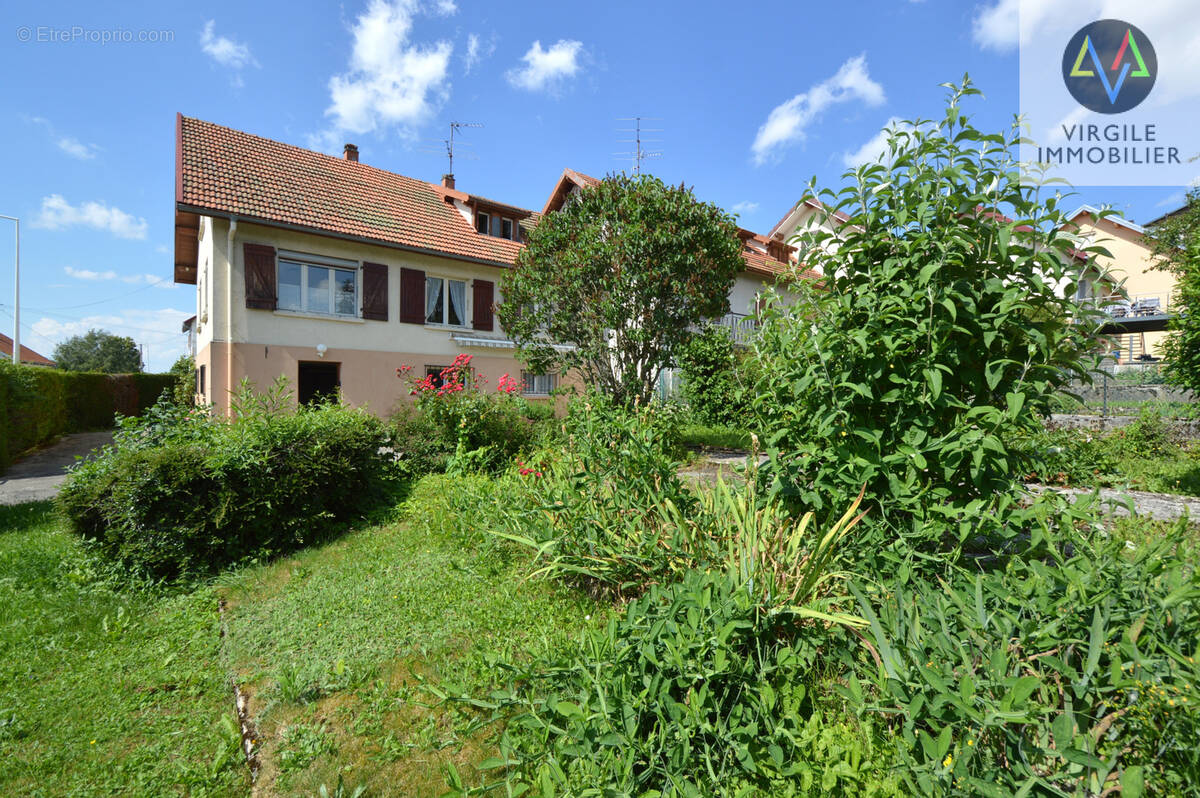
[[1062, 19, 1156, 114]]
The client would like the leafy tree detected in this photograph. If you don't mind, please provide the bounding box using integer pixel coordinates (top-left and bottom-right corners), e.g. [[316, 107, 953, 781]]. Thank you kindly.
[[1146, 189, 1200, 392], [677, 325, 749, 426], [53, 329, 142, 373], [169, 354, 197, 405], [498, 174, 745, 406], [751, 78, 1103, 529]]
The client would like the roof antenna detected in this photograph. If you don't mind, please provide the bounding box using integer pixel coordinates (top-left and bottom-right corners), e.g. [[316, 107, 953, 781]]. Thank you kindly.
[[615, 117, 662, 174], [445, 121, 483, 179]]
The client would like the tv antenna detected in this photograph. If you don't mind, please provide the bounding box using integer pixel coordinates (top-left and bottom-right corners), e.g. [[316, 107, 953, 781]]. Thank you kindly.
[[615, 116, 662, 174], [444, 121, 483, 178]]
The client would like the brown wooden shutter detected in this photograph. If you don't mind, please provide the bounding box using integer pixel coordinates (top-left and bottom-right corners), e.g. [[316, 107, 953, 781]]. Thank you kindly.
[[472, 279, 494, 331], [399, 267, 425, 324], [243, 243, 276, 309], [361, 262, 388, 321]]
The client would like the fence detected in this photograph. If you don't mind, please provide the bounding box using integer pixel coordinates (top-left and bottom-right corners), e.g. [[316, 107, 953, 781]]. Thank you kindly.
[[1064, 360, 1193, 417]]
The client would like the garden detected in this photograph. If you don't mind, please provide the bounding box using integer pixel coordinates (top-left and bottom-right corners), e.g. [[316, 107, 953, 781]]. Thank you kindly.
[[1, 80, 1198, 797]]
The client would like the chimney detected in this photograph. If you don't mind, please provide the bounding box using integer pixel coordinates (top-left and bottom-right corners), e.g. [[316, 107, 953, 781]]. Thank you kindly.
[[441, 173, 455, 189], [343, 143, 359, 162]]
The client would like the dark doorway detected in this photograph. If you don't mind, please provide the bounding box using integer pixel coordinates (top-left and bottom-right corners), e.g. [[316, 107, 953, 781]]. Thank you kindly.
[[298, 361, 340, 405]]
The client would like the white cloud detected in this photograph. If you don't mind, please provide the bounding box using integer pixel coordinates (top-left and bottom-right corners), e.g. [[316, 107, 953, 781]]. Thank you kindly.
[[323, 0, 454, 136], [435, 0, 457, 14], [34, 195, 148, 240], [64, 267, 176, 289], [65, 267, 118, 281], [506, 39, 585, 92], [30, 308, 192, 372], [56, 136, 99, 160], [23, 116, 100, 160], [970, 0, 1071, 53], [200, 20, 257, 69], [842, 117, 921, 167], [751, 54, 885, 166], [464, 32, 496, 74], [731, 201, 759, 216]]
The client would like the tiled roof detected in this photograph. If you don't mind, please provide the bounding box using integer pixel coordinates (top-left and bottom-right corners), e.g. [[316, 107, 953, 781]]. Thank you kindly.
[[0, 333, 54, 365], [176, 115, 532, 267]]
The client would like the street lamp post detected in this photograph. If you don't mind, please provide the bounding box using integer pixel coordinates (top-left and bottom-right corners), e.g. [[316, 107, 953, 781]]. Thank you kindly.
[[0, 215, 17, 364]]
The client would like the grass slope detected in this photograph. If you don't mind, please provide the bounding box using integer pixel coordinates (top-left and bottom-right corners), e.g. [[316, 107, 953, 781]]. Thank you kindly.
[[217, 474, 603, 796], [0, 502, 246, 796]]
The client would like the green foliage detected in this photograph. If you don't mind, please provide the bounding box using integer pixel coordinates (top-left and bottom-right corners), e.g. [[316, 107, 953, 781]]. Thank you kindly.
[[57, 385, 400, 580], [678, 325, 751, 426], [0, 362, 175, 469], [1008, 427, 1117, 486], [751, 79, 1101, 536], [676, 422, 754, 451], [1146, 189, 1200, 393], [478, 568, 901, 797], [390, 356, 547, 477], [499, 173, 745, 405], [489, 394, 705, 595], [848, 500, 1200, 796], [52, 328, 143, 373], [170, 354, 198, 406]]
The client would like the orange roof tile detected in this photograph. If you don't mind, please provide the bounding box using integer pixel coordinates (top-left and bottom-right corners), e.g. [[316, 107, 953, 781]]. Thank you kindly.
[[176, 115, 532, 267], [0, 333, 54, 365]]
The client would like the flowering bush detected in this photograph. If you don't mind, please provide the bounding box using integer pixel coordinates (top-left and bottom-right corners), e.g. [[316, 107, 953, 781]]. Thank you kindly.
[[390, 353, 548, 475]]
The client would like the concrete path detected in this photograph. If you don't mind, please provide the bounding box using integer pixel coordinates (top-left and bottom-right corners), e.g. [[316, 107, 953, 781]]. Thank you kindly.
[[682, 451, 1200, 524], [0, 432, 113, 506]]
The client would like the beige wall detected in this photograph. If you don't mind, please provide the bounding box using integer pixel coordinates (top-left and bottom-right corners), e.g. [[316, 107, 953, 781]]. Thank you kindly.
[[1075, 216, 1175, 358]]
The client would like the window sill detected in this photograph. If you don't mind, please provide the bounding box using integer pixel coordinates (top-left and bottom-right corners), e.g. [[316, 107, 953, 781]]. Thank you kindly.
[[424, 323, 473, 332], [273, 309, 365, 324]]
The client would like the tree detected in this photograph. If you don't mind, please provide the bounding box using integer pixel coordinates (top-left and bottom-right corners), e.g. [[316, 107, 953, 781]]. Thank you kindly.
[[53, 329, 142, 373], [1146, 190, 1200, 392], [751, 78, 1102, 526], [498, 174, 745, 405]]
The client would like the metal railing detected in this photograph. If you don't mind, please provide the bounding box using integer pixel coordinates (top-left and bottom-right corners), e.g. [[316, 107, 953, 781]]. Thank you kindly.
[[692, 312, 758, 346], [1083, 291, 1174, 318]]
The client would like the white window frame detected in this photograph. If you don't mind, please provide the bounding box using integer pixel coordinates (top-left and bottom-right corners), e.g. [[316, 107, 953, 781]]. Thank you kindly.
[[277, 251, 360, 318], [424, 275, 470, 328], [501, 218, 514, 240], [476, 211, 490, 235], [521, 371, 557, 396]]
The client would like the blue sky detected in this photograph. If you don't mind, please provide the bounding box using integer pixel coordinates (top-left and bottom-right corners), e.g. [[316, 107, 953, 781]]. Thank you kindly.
[[0, 0, 1189, 371]]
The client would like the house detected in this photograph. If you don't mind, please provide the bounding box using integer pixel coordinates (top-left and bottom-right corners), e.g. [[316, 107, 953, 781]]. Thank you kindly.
[[173, 116, 798, 415], [1067, 205, 1174, 362], [0, 333, 54, 366]]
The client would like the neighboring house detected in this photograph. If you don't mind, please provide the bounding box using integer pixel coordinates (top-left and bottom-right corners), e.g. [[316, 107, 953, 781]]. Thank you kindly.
[[1067, 205, 1174, 362], [173, 117, 799, 415], [0, 333, 54, 366]]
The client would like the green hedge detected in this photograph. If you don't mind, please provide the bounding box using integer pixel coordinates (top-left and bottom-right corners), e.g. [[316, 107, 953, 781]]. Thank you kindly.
[[0, 363, 176, 470]]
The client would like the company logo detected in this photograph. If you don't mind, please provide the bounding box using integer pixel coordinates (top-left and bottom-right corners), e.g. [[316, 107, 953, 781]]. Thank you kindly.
[[1062, 19, 1156, 114]]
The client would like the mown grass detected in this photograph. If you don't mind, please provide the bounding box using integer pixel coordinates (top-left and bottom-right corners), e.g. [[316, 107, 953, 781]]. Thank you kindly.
[[676, 423, 753, 451], [218, 474, 604, 796], [0, 501, 246, 796]]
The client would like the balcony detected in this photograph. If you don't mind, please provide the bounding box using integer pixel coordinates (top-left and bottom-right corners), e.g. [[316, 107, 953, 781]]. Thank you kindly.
[[1085, 292, 1174, 335], [693, 312, 758, 346]]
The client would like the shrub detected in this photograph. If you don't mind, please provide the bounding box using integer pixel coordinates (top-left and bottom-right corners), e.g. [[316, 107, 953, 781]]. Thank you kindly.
[[750, 79, 1101, 562], [1008, 427, 1117, 486], [390, 355, 545, 477], [677, 325, 750, 426], [58, 388, 399, 580]]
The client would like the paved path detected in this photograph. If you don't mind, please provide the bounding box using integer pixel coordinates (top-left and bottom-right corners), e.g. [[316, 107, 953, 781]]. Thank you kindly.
[[682, 451, 1200, 524], [0, 432, 113, 506]]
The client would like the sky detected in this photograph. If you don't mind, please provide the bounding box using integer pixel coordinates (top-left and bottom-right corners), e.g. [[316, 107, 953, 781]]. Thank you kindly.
[[0, 0, 1193, 372]]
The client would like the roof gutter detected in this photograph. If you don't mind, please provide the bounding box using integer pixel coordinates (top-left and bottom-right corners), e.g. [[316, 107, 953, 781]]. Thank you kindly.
[[226, 216, 237, 417]]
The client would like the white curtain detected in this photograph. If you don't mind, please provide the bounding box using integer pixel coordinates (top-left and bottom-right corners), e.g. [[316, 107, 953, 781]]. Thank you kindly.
[[448, 280, 466, 326], [425, 277, 442, 322]]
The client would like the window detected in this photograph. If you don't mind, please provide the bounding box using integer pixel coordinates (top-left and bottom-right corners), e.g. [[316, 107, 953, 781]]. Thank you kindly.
[[522, 371, 557, 396], [197, 364, 206, 397], [298, 361, 340, 405], [278, 257, 357, 317], [475, 212, 490, 234], [425, 276, 467, 326], [501, 218, 514, 240]]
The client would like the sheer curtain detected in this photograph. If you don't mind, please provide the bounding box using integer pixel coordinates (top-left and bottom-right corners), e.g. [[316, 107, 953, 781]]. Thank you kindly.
[[425, 277, 443, 323], [448, 280, 466, 326]]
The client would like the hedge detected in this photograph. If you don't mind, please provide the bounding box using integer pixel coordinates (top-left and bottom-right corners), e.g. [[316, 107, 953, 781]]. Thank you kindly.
[[0, 363, 177, 470]]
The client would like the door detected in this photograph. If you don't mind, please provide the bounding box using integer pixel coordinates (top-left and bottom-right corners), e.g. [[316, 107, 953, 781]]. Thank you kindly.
[[298, 361, 340, 405]]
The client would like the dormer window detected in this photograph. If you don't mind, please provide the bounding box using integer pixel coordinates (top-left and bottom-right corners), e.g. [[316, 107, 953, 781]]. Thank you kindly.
[[501, 218, 514, 240], [475, 211, 490, 234], [475, 208, 520, 241]]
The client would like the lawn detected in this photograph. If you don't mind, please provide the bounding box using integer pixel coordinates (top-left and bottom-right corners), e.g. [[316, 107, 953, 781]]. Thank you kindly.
[[0, 501, 245, 796], [0, 478, 601, 796]]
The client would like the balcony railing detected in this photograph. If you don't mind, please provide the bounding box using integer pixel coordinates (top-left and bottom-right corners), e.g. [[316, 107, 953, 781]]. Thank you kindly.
[[1083, 292, 1174, 318], [692, 312, 758, 345]]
